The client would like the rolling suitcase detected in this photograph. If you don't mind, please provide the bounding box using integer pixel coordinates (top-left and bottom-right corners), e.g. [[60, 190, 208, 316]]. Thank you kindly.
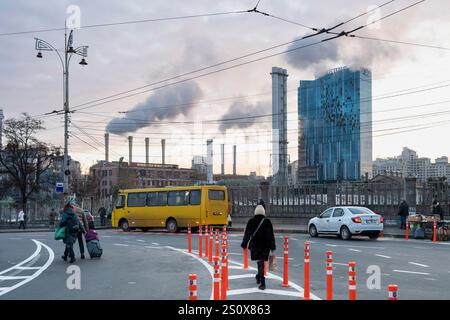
[[87, 240, 103, 258]]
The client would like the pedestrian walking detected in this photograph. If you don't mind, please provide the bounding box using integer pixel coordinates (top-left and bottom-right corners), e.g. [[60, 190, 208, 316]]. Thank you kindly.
[[398, 200, 409, 229], [432, 200, 444, 221], [49, 208, 56, 228], [241, 204, 276, 290], [75, 209, 91, 260], [18, 208, 26, 230], [59, 203, 85, 263], [99, 207, 106, 226]]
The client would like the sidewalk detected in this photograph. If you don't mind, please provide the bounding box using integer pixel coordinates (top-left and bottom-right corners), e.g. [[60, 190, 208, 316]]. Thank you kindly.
[[229, 223, 407, 238], [0, 225, 113, 233]]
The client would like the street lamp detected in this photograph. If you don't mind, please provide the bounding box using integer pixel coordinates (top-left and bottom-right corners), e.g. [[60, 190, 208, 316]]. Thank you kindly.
[[34, 27, 89, 195]]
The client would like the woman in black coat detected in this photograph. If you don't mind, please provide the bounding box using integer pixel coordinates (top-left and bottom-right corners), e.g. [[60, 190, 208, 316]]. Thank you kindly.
[[241, 204, 276, 290]]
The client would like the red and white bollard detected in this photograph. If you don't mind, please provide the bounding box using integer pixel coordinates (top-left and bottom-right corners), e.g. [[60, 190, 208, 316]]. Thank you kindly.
[[189, 274, 197, 300], [205, 225, 209, 259], [348, 262, 357, 300], [326, 251, 333, 300], [243, 247, 249, 269], [221, 244, 228, 300], [433, 220, 437, 243], [264, 260, 267, 276], [388, 284, 398, 300], [208, 228, 213, 263], [215, 229, 219, 257], [304, 242, 310, 300], [405, 217, 409, 240], [188, 224, 192, 253], [198, 225, 203, 258], [213, 256, 221, 300], [283, 236, 289, 287]]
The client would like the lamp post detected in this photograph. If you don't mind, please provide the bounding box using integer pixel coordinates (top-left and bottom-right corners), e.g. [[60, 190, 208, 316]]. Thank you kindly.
[[34, 26, 88, 196]]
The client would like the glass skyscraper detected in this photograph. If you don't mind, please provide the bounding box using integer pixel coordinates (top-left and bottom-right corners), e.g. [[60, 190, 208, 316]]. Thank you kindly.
[[298, 67, 372, 182]]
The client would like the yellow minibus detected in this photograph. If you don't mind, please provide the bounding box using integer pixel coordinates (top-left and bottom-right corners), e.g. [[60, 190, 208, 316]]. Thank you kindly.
[[111, 185, 229, 232]]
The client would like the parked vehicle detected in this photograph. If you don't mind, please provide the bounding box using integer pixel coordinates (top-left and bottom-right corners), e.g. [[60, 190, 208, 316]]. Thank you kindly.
[[308, 206, 384, 240]]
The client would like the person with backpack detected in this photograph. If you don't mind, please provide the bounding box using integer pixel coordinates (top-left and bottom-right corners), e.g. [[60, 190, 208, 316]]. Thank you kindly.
[[59, 203, 85, 263], [240, 204, 276, 290], [398, 200, 409, 229]]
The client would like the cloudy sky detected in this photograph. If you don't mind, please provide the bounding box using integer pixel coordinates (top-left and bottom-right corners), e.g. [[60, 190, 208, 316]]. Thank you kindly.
[[1, 0, 450, 175]]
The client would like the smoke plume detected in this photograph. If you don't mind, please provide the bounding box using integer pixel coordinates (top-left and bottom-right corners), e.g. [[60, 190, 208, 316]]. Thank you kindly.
[[106, 82, 203, 135], [218, 101, 271, 133]]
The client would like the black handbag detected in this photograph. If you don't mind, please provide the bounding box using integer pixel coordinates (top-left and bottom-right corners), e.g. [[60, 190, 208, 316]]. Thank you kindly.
[[247, 218, 266, 250]]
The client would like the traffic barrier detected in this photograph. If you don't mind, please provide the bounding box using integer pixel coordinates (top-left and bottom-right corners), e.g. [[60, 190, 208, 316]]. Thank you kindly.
[[213, 256, 221, 300], [405, 217, 409, 240], [208, 227, 213, 264], [221, 244, 228, 299], [283, 236, 289, 287], [348, 262, 356, 300], [304, 242, 310, 300], [188, 224, 192, 253], [198, 225, 203, 258], [205, 225, 209, 259], [433, 221, 437, 243], [215, 229, 219, 257], [264, 260, 267, 276], [189, 274, 197, 300], [223, 225, 227, 233], [326, 251, 333, 300], [243, 247, 249, 269], [388, 284, 398, 300]]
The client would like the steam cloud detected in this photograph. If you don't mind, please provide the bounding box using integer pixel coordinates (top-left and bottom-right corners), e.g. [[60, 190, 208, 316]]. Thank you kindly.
[[106, 82, 203, 135], [218, 101, 271, 133], [284, 35, 401, 74]]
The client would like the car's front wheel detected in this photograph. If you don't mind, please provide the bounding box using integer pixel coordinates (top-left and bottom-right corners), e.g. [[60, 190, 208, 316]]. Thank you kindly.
[[309, 224, 318, 237], [166, 218, 178, 233], [119, 219, 129, 231], [369, 234, 379, 240], [340, 226, 352, 240]]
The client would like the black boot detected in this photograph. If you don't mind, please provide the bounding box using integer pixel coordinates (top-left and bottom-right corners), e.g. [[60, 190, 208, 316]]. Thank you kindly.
[[255, 274, 260, 284], [258, 276, 266, 290], [61, 255, 67, 261]]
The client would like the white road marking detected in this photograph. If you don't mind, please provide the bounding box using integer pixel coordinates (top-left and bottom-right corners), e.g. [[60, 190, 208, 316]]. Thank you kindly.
[[228, 274, 256, 280], [136, 240, 145, 242], [325, 244, 337, 247], [152, 242, 159, 246], [113, 244, 129, 247], [348, 248, 361, 252], [0, 276, 29, 280], [393, 270, 430, 275], [375, 254, 392, 259], [0, 240, 54, 297], [227, 288, 303, 298], [276, 257, 294, 261], [333, 262, 348, 266], [144, 246, 162, 249], [424, 278, 437, 281], [408, 262, 430, 268], [291, 237, 299, 241], [128, 282, 137, 284], [8, 238, 22, 240], [228, 252, 244, 256], [15, 266, 41, 270]]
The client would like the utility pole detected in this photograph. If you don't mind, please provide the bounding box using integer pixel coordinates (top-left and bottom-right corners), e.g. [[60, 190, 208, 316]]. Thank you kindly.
[[34, 24, 88, 196]]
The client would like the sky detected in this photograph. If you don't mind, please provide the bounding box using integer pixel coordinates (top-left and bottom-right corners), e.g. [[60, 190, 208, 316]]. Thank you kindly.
[[1, 0, 450, 175]]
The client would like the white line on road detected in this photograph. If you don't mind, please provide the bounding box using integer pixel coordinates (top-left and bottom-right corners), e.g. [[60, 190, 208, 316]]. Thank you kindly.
[[113, 244, 129, 247], [393, 270, 430, 275], [375, 254, 392, 259], [228, 274, 256, 280], [15, 266, 41, 270], [408, 262, 430, 268], [0, 240, 54, 297], [325, 244, 337, 247], [228, 288, 302, 298], [333, 262, 348, 266], [424, 278, 437, 281], [291, 237, 299, 241], [144, 246, 162, 249], [0, 276, 29, 280], [152, 242, 159, 246], [228, 252, 244, 256], [136, 240, 145, 242], [348, 248, 361, 252]]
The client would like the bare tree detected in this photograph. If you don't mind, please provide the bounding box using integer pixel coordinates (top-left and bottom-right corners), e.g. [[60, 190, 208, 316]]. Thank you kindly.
[[0, 113, 61, 212]]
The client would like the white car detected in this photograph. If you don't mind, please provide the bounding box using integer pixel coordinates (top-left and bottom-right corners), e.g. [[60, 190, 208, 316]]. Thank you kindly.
[[308, 206, 384, 240]]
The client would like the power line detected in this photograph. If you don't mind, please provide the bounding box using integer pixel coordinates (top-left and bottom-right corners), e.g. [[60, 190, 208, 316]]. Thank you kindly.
[[349, 35, 450, 51]]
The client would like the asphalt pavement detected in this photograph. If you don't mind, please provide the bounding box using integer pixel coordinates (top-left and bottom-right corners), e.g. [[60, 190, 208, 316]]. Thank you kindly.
[[0, 229, 449, 300]]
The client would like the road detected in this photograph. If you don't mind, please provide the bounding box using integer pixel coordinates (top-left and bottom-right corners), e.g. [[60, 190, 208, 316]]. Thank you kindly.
[[0, 229, 449, 300]]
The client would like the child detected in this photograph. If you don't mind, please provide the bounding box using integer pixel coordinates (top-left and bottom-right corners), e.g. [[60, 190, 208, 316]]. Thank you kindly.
[[85, 220, 103, 258]]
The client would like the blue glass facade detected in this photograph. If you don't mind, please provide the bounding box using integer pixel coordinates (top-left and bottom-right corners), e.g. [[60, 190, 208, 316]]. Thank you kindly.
[[298, 67, 372, 182]]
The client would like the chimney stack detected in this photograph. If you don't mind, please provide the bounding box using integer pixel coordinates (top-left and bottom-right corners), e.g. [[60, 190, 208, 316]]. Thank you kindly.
[[161, 139, 166, 165], [104, 133, 109, 162], [128, 136, 133, 164], [233, 145, 237, 175], [145, 138, 149, 165], [207, 139, 213, 183], [0, 108, 4, 150], [221, 144, 225, 175]]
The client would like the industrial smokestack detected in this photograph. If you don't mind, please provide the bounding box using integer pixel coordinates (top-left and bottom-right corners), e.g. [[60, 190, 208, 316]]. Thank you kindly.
[[104, 133, 109, 162], [207, 139, 213, 183], [128, 136, 133, 164], [161, 139, 166, 165], [145, 138, 149, 165], [233, 145, 237, 175], [221, 144, 225, 175], [0, 108, 4, 150]]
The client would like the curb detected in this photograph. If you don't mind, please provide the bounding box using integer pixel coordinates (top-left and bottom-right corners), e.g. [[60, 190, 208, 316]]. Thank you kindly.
[[228, 227, 407, 239]]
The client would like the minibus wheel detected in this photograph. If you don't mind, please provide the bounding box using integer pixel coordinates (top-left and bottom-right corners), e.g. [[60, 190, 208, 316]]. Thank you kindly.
[[166, 218, 178, 233], [119, 219, 130, 231]]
